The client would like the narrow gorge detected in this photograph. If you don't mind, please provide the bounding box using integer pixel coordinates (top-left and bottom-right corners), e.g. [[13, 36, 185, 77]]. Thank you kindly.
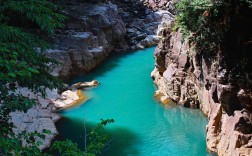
[[2, 0, 251, 156]]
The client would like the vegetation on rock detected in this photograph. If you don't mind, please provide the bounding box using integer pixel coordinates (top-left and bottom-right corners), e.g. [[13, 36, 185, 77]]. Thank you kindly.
[[175, 0, 252, 83], [175, 0, 251, 52], [175, 0, 230, 56]]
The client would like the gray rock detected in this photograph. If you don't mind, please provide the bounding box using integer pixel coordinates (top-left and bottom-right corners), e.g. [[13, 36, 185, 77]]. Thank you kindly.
[[46, 4, 127, 79]]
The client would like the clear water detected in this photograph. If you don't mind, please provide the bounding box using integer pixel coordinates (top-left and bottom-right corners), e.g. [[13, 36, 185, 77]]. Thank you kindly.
[[57, 47, 213, 156]]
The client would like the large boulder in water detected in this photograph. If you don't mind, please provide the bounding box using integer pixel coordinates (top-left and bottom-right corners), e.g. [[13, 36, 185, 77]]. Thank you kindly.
[[72, 80, 100, 89]]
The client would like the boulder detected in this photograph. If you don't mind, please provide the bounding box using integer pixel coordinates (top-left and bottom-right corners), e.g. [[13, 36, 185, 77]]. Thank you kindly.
[[53, 90, 80, 109], [72, 80, 100, 89]]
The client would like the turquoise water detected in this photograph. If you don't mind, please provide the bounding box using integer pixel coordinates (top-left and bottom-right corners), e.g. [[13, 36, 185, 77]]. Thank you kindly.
[[57, 47, 212, 156]]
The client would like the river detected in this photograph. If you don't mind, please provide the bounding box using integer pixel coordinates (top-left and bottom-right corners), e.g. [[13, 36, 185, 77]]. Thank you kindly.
[[56, 47, 213, 156]]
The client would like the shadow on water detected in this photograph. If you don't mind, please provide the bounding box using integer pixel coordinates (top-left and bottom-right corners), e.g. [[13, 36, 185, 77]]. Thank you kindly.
[[54, 117, 139, 156]]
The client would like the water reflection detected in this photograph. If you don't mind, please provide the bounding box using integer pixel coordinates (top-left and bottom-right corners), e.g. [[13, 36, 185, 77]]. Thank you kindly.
[[55, 117, 140, 156]]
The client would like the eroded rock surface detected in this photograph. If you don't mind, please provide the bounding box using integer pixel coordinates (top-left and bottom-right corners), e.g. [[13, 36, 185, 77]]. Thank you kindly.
[[112, 0, 174, 49], [10, 87, 83, 150], [46, 3, 126, 79], [141, 0, 177, 13], [151, 14, 252, 156], [45, 0, 177, 79]]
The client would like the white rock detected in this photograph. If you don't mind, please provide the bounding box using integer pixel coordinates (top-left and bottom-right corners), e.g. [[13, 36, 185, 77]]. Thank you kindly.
[[161, 95, 169, 103]]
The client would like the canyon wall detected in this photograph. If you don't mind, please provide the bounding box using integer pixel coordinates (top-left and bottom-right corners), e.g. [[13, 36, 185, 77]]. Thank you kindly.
[[46, 0, 173, 79], [11, 0, 171, 150], [11, 0, 252, 154], [46, 3, 126, 79], [151, 14, 252, 156]]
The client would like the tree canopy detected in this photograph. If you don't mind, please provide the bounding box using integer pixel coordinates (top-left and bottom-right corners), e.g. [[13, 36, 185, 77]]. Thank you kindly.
[[0, 1, 114, 155], [175, 0, 252, 55], [174, 0, 252, 80], [0, 0, 64, 155]]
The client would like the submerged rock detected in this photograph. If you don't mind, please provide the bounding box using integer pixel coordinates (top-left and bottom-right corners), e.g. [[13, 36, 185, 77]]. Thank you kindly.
[[154, 90, 170, 105]]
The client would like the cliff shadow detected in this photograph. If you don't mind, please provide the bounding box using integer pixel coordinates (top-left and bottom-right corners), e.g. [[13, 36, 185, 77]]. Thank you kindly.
[[52, 117, 140, 156]]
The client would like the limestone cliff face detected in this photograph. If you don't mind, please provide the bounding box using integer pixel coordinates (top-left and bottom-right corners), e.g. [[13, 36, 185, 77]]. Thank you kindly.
[[151, 13, 252, 156], [111, 0, 173, 49], [46, 1, 172, 79], [141, 0, 176, 13], [46, 3, 126, 79]]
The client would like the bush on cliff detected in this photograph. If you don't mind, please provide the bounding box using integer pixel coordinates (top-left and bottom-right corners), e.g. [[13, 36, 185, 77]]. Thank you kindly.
[[175, 0, 230, 56], [175, 0, 252, 56], [175, 0, 252, 83]]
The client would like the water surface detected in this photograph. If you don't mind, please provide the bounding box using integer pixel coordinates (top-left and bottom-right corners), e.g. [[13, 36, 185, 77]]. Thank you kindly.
[[57, 47, 212, 156]]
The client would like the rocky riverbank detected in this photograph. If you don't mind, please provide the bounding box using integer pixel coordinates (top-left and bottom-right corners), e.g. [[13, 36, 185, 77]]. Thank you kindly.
[[46, 3, 126, 80], [151, 16, 252, 156], [10, 88, 59, 150], [46, 0, 175, 80], [11, 0, 252, 155], [11, 0, 172, 151], [10, 86, 89, 150]]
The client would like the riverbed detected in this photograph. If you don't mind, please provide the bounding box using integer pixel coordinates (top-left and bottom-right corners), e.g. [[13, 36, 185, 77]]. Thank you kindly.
[[56, 47, 213, 156]]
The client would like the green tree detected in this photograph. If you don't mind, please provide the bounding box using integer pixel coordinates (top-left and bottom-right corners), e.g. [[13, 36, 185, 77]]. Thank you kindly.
[[175, 0, 252, 59], [0, 0, 65, 155], [175, 0, 229, 57], [51, 119, 115, 156], [0, 1, 114, 155]]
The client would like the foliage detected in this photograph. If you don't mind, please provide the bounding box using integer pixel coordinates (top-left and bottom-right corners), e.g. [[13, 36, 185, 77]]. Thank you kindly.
[[0, 129, 51, 156], [174, 0, 252, 84], [51, 119, 115, 156], [51, 140, 88, 156], [86, 119, 114, 155], [175, 0, 230, 58], [0, 0, 65, 155], [240, 0, 252, 8], [0, 0, 66, 112], [0, 0, 65, 33], [175, 0, 252, 58], [0, 0, 114, 155]]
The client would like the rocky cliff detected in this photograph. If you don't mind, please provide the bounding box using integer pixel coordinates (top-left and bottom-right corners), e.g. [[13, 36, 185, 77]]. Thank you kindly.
[[46, 0, 176, 79], [46, 3, 126, 79], [10, 0, 174, 150], [151, 8, 252, 156], [46, 0, 171, 82]]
